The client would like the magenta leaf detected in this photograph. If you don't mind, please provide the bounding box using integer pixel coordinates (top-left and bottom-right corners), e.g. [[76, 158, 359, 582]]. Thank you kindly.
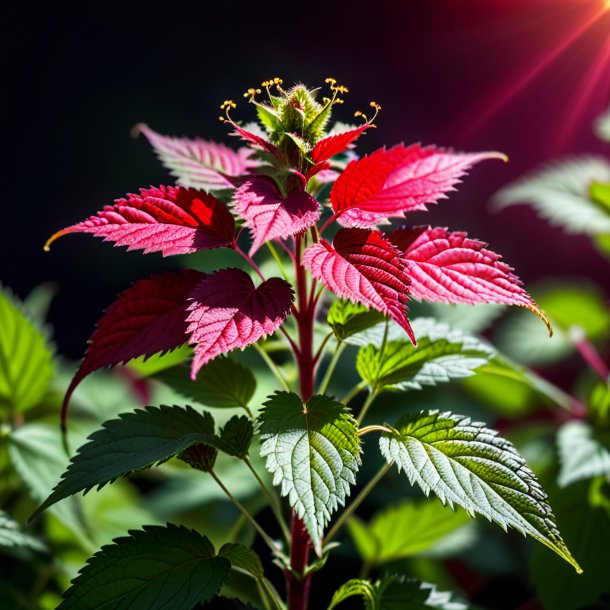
[[233, 176, 320, 255], [45, 186, 236, 256], [230, 123, 282, 160], [390, 226, 551, 332], [186, 269, 294, 378], [302, 228, 415, 344], [310, 123, 369, 164], [62, 270, 204, 426], [331, 144, 506, 228], [136, 124, 255, 190]]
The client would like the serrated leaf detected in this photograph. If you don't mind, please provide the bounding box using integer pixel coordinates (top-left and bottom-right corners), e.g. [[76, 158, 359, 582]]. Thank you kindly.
[[348, 499, 471, 566], [218, 543, 263, 579], [302, 228, 415, 343], [331, 144, 503, 228], [0, 511, 46, 553], [327, 299, 385, 341], [255, 102, 281, 133], [62, 270, 204, 419], [557, 421, 610, 487], [45, 186, 236, 256], [329, 575, 469, 610], [354, 318, 492, 392], [259, 392, 361, 552], [379, 410, 581, 572], [219, 416, 253, 459], [233, 175, 320, 255], [155, 358, 256, 409], [59, 524, 230, 609], [493, 156, 610, 234], [186, 269, 294, 377], [310, 123, 369, 164], [0, 285, 53, 413], [30, 405, 240, 519], [137, 124, 255, 190], [390, 226, 550, 332]]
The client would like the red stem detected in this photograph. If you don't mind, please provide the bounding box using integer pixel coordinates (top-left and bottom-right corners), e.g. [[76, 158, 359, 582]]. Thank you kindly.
[[284, 234, 315, 610]]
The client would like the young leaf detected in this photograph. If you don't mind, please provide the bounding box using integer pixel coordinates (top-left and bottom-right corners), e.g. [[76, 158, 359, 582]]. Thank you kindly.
[[62, 270, 203, 420], [218, 415, 254, 459], [379, 410, 581, 572], [327, 299, 385, 341], [329, 575, 469, 610], [155, 358, 256, 409], [0, 511, 47, 553], [45, 186, 236, 256], [218, 543, 264, 579], [0, 285, 53, 413], [557, 421, 610, 487], [331, 144, 504, 228], [186, 269, 294, 378], [310, 123, 369, 164], [348, 499, 471, 566], [493, 156, 610, 235], [233, 176, 320, 255], [259, 392, 361, 553], [302, 229, 415, 344], [136, 124, 255, 190], [390, 226, 551, 333], [30, 405, 233, 519], [59, 524, 230, 609]]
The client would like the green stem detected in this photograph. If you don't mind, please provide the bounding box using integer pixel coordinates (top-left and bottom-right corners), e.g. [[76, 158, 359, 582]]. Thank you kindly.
[[358, 424, 391, 437], [253, 343, 291, 392], [262, 578, 286, 610], [256, 580, 273, 610], [323, 463, 393, 545], [266, 241, 290, 283], [209, 470, 282, 555], [318, 342, 346, 395], [340, 381, 367, 405], [244, 456, 290, 542], [356, 390, 378, 425]]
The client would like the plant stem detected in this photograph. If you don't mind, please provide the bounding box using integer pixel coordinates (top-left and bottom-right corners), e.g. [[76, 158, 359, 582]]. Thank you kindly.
[[323, 463, 392, 545], [341, 381, 367, 405], [266, 241, 290, 282], [356, 390, 378, 425], [253, 343, 291, 392], [245, 456, 291, 543], [209, 470, 281, 555], [318, 342, 346, 395], [235, 245, 266, 282], [569, 325, 610, 381]]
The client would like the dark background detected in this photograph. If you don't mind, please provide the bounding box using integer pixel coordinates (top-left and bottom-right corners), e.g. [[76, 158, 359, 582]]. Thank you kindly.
[[3, 0, 610, 357]]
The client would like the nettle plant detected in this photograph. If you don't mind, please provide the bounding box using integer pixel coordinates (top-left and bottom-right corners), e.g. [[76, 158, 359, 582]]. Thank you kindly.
[[35, 78, 581, 609]]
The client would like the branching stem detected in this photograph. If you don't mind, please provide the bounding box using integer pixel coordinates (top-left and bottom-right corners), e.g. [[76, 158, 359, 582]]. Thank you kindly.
[[253, 343, 291, 392]]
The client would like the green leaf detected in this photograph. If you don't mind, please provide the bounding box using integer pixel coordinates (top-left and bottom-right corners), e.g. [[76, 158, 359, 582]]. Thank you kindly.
[[531, 482, 610, 610], [589, 180, 610, 213], [327, 299, 385, 341], [127, 345, 192, 376], [355, 319, 492, 392], [329, 576, 469, 610], [0, 285, 53, 413], [259, 392, 361, 553], [557, 421, 610, 487], [30, 405, 244, 519], [493, 156, 610, 235], [155, 358, 256, 409], [589, 382, 610, 428], [379, 410, 581, 572], [218, 543, 263, 579], [348, 499, 471, 566], [0, 510, 46, 553], [218, 416, 253, 459], [59, 524, 230, 610], [254, 101, 281, 133]]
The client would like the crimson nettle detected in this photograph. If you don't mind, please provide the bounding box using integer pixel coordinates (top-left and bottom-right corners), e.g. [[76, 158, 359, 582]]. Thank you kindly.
[[37, 78, 580, 610]]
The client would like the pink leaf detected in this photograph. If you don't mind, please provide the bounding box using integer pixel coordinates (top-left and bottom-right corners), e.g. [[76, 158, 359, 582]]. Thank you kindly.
[[302, 228, 415, 343], [331, 144, 506, 227], [390, 226, 551, 333], [45, 186, 236, 256], [230, 123, 282, 160], [233, 176, 320, 255], [61, 270, 203, 427], [186, 269, 294, 377], [310, 123, 369, 164], [136, 124, 255, 190]]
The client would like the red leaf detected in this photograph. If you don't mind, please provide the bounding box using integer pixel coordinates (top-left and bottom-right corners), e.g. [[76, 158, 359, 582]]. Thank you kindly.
[[331, 144, 506, 227], [136, 124, 256, 190], [61, 270, 204, 427], [186, 269, 294, 377], [302, 228, 415, 343], [230, 123, 282, 160], [390, 226, 551, 333], [45, 186, 236, 256], [233, 176, 320, 255], [310, 123, 369, 164]]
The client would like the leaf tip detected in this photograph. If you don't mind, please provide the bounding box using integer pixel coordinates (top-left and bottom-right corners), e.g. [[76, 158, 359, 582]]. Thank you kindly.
[[130, 122, 147, 139], [43, 230, 67, 252]]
